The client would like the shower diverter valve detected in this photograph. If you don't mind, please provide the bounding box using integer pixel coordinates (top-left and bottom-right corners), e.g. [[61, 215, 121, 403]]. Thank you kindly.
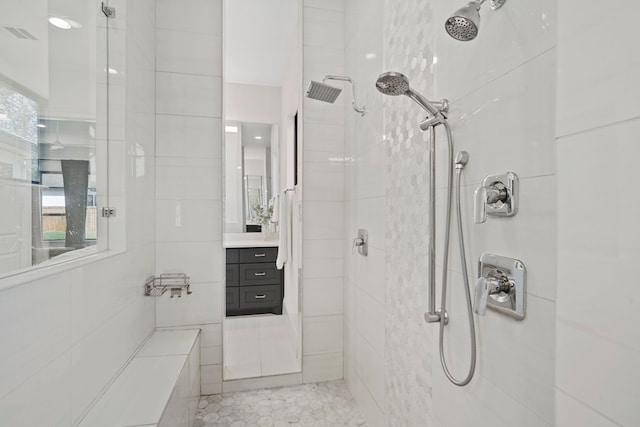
[[474, 172, 518, 223], [475, 253, 526, 320]]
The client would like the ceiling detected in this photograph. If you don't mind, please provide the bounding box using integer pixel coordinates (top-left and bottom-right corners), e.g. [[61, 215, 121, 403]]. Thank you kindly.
[[224, 0, 298, 87]]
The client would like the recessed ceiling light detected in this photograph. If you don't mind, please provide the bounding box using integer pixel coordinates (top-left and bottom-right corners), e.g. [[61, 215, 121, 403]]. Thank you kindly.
[[225, 125, 238, 133], [49, 17, 72, 30], [36, 123, 46, 128], [254, 136, 262, 140]]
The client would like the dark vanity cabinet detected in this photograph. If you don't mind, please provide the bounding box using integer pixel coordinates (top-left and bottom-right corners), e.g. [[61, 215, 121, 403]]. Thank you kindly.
[[226, 247, 284, 316]]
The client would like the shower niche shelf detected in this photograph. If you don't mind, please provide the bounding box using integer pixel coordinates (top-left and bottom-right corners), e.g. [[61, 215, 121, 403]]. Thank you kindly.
[[144, 273, 192, 297]]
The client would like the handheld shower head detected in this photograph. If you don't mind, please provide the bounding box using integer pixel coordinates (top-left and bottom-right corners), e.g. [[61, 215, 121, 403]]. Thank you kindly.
[[375, 72, 411, 96], [445, 0, 506, 41], [375, 72, 448, 120]]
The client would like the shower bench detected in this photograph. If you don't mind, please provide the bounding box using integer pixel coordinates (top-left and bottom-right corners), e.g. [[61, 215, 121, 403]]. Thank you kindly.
[[78, 329, 201, 427]]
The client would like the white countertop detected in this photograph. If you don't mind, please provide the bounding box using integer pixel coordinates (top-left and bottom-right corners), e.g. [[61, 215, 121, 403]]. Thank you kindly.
[[223, 239, 279, 248], [223, 232, 279, 248]]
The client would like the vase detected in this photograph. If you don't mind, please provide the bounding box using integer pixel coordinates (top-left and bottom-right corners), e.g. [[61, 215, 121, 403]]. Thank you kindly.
[[262, 222, 278, 241]]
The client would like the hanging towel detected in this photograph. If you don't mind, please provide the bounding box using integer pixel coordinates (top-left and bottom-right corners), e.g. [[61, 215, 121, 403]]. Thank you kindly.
[[276, 189, 290, 270], [271, 194, 280, 224]]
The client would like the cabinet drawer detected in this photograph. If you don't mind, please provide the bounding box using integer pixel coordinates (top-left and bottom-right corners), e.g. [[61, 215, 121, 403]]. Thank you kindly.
[[239, 263, 281, 286], [239, 285, 282, 310], [226, 287, 239, 311], [226, 264, 239, 287], [226, 249, 239, 264], [238, 247, 278, 264]]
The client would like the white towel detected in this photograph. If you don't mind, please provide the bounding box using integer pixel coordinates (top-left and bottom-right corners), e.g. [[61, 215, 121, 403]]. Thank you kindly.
[[276, 190, 290, 270], [271, 194, 280, 224]]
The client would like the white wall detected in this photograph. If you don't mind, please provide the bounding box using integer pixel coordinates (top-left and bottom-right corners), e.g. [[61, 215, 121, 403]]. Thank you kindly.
[[0, 0, 157, 424], [344, 0, 557, 426], [555, 2, 640, 426], [343, 0, 386, 424], [301, 0, 346, 384], [279, 15, 302, 351], [225, 83, 281, 124], [153, 0, 224, 396]]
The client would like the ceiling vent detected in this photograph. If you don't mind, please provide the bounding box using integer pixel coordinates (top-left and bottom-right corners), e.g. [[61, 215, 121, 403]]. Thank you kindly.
[[4, 27, 38, 40]]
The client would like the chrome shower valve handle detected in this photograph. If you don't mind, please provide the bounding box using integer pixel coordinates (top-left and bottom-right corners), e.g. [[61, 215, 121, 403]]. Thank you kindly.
[[352, 229, 368, 256], [474, 172, 519, 223], [474, 271, 512, 315], [352, 237, 364, 254], [476, 254, 527, 319]]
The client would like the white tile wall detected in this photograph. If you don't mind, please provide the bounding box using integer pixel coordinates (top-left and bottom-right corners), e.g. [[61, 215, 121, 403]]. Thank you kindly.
[[302, 0, 347, 386], [155, 242, 223, 283], [155, 283, 222, 327], [154, 0, 224, 400], [343, 0, 387, 422], [156, 115, 222, 159], [156, 30, 222, 76], [156, 72, 222, 118], [556, 0, 640, 138], [342, 0, 558, 425], [303, 277, 344, 317], [557, 20, 640, 419], [155, 0, 222, 36], [0, 351, 72, 426], [201, 364, 222, 395], [302, 353, 343, 383], [0, 1, 157, 424]]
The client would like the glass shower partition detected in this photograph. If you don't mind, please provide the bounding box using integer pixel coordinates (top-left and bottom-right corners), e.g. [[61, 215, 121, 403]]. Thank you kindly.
[[0, 0, 112, 277]]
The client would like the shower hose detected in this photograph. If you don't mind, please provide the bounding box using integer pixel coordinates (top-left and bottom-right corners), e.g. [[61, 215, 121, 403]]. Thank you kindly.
[[437, 121, 476, 386]]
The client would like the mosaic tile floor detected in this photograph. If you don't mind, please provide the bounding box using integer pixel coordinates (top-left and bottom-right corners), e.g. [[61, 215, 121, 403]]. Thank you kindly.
[[194, 380, 368, 427]]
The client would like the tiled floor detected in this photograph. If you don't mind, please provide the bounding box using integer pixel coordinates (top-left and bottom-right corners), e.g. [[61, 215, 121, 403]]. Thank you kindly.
[[224, 314, 301, 380], [194, 380, 367, 427]]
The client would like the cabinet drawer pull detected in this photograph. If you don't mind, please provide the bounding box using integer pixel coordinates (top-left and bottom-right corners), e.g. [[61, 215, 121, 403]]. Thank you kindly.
[[255, 294, 266, 299], [254, 253, 266, 257], [254, 272, 266, 276]]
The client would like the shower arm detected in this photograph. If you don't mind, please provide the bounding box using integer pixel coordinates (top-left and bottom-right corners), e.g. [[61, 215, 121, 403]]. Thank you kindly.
[[323, 75, 367, 116]]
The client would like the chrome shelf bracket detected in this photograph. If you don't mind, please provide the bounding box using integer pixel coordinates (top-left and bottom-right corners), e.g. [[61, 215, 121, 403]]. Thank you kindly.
[[145, 273, 192, 297]]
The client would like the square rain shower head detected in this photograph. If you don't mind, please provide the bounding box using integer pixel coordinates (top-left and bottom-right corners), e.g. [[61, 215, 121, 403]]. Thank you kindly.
[[305, 81, 342, 103]]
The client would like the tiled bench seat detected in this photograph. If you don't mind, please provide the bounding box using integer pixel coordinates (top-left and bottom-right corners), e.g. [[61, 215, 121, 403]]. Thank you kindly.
[[79, 329, 200, 427]]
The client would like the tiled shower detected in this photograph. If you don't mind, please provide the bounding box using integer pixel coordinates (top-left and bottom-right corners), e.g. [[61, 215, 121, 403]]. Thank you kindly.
[[1, 0, 639, 426]]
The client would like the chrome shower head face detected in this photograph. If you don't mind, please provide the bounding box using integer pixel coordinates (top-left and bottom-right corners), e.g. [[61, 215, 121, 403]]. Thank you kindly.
[[306, 80, 342, 103], [375, 71, 448, 119], [445, 2, 481, 41], [375, 72, 410, 96]]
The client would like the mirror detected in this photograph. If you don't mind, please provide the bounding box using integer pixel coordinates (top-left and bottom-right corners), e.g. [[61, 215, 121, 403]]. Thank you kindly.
[[222, 0, 301, 381], [224, 121, 279, 233], [0, 0, 103, 277]]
